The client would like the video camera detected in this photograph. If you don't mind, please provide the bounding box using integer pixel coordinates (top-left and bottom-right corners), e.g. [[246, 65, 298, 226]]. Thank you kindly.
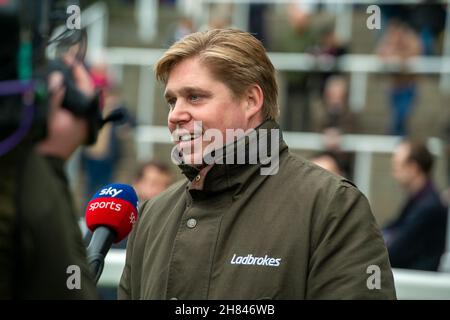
[[0, 0, 122, 156]]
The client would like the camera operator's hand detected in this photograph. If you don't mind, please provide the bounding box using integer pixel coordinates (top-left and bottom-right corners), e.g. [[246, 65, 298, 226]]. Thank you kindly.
[[63, 56, 95, 98], [37, 60, 95, 160]]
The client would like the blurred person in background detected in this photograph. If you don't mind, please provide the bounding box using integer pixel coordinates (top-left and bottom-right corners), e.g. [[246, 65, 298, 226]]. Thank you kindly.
[[311, 24, 348, 97], [133, 160, 173, 202], [377, 20, 422, 136], [274, 2, 317, 132], [310, 151, 345, 177], [274, 2, 344, 133], [383, 140, 448, 271], [320, 125, 354, 180], [315, 75, 357, 134], [379, 2, 446, 56]]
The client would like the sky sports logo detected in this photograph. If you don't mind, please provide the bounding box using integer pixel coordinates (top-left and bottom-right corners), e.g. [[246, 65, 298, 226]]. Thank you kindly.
[[88, 201, 122, 212], [88, 186, 125, 211], [230, 254, 281, 267], [98, 186, 123, 198]]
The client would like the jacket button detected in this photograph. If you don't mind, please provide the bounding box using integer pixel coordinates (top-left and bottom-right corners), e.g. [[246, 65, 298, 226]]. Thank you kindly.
[[187, 218, 197, 229], [195, 175, 201, 182]]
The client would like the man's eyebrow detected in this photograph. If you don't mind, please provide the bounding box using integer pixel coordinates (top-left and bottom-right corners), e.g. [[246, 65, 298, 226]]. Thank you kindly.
[[164, 87, 211, 99], [164, 90, 174, 100]]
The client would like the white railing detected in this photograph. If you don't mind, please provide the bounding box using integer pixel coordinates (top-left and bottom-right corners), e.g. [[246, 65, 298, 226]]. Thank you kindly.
[[392, 269, 450, 300], [104, 48, 450, 73], [99, 249, 450, 299]]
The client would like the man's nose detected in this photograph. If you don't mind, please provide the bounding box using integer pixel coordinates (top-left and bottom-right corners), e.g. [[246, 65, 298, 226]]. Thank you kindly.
[[168, 100, 191, 125]]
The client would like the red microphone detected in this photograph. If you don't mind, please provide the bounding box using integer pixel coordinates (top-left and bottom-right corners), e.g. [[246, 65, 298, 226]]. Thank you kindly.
[[85, 184, 138, 283]]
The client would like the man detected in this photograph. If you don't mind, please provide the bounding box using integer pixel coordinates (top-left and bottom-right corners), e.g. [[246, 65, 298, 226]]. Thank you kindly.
[[119, 29, 396, 299], [383, 140, 448, 271], [133, 160, 173, 202], [274, 3, 317, 132]]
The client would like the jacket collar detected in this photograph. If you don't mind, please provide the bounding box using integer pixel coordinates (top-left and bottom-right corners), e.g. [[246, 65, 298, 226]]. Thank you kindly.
[[178, 120, 287, 196]]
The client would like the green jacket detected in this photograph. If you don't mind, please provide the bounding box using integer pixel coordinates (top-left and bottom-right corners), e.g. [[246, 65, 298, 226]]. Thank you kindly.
[[119, 120, 396, 300], [0, 147, 97, 299]]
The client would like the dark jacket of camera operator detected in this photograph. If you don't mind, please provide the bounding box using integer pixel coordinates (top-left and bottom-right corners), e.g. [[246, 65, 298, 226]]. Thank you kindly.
[[0, 147, 97, 299]]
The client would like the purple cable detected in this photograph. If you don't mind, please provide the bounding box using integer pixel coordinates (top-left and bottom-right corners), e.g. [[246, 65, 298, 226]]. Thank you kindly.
[[0, 80, 35, 96]]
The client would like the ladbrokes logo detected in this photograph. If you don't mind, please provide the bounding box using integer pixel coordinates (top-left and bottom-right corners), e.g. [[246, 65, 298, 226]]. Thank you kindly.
[[230, 254, 282, 267]]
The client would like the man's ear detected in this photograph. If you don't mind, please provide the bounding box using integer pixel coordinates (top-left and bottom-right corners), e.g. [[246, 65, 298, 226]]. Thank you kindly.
[[244, 84, 264, 122]]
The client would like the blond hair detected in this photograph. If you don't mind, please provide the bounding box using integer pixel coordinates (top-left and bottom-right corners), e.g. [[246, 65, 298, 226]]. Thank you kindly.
[[155, 29, 279, 120]]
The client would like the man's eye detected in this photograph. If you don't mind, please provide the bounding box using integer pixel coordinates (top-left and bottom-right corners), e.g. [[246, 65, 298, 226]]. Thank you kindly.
[[190, 95, 200, 102], [167, 99, 176, 109]]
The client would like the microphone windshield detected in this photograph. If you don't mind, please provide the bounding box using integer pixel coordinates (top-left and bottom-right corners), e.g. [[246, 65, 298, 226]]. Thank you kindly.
[[85, 184, 138, 243]]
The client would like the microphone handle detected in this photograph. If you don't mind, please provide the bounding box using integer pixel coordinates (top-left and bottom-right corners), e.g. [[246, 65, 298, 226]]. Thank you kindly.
[[87, 226, 116, 284]]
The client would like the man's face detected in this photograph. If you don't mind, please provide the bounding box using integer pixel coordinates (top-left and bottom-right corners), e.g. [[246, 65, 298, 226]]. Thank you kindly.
[[165, 57, 249, 165], [37, 71, 90, 159], [392, 143, 415, 188]]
